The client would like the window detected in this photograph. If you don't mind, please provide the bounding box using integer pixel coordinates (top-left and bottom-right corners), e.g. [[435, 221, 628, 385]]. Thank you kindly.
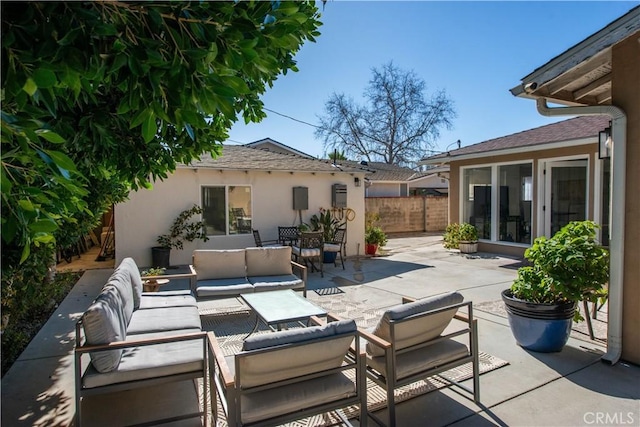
[[462, 162, 532, 244], [201, 185, 252, 236], [498, 164, 532, 244], [462, 167, 491, 239]]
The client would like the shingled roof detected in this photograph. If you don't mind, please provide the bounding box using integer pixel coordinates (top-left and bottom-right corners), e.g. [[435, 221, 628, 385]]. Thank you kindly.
[[335, 160, 422, 182], [421, 115, 610, 163], [181, 145, 368, 174]]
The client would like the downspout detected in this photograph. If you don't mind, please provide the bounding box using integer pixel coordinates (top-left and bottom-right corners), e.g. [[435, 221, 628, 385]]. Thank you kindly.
[[536, 98, 626, 365]]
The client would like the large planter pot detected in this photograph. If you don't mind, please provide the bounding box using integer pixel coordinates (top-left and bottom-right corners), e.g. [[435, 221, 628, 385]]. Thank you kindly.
[[151, 246, 171, 269], [501, 289, 576, 353], [365, 243, 378, 255], [459, 241, 478, 254], [323, 251, 338, 263]]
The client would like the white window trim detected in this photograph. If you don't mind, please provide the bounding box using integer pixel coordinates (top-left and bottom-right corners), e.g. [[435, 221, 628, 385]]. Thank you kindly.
[[201, 184, 253, 237], [460, 159, 534, 246]]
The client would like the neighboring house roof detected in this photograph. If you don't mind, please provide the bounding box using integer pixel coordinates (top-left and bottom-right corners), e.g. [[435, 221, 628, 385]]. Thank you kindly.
[[510, 5, 640, 106], [335, 160, 422, 182], [243, 137, 314, 158], [408, 165, 450, 182], [420, 115, 610, 164], [182, 145, 367, 174]]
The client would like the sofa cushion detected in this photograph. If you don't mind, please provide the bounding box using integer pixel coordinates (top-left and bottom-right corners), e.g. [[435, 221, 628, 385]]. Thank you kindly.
[[241, 373, 355, 425], [82, 286, 127, 373], [81, 338, 205, 389], [139, 292, 197, 310], [367, 339, 469, 380], [239, 320, 356, 388], [119, 257, 144, 309], [104, 273, 134, 325], [245, 247, 293, 277], [249, 275, 304, 292], [368, 291, 464, 357], [127, 305, 202, 335], [193, 249, 246, 280], [197, 278, 255, 298]]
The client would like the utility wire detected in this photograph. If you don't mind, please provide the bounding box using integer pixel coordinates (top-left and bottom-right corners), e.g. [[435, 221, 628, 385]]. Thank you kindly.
[[263, 107, 322, 129]]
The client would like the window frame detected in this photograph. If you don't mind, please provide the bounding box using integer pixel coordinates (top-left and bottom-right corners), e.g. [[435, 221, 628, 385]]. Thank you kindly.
[[460, 160, 534, 247], [201, 184, 253, 237]]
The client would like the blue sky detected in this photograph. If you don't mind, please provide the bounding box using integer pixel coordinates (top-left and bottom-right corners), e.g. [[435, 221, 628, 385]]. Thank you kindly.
[[227, 1, 638, 160]]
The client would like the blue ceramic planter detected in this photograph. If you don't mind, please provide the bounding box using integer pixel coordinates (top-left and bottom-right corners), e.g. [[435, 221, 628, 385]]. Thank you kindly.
[[323, 251, 337, 263], [501, 290, 576, 353]]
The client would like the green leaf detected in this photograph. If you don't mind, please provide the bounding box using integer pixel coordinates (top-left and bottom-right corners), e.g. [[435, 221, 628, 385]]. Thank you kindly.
[[44, 149, 78, 174], [23, 78, 37, 96], [29, 219, 58, 233], [32, 69, 57, 88], [36, 130, 65, 143], [20, 244, 30, 264], [18, 199, 35, 211], [142, 113, 157, 142]]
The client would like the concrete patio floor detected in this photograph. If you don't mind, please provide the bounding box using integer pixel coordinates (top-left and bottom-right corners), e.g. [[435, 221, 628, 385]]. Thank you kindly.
[[2, 233, 638, 426]]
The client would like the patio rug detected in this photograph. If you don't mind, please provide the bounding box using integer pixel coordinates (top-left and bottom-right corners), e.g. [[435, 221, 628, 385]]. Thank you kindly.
[[474, 299, 608, 342], [199, 311, 509, 426]]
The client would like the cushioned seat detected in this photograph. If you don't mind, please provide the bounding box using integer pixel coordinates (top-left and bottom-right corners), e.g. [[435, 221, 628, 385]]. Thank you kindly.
[[360, 292, 479, 427], [209, 318, 367, 426], [249, 274, 303, 291], [127, 305, 202, 335], [82, 338, 204, 389], [192, 247, 307, 298], [139, 290, 197, 309], [75, 257, 207, 427]]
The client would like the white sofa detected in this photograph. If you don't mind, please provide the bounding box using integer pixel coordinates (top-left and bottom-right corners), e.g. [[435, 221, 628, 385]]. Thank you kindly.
[[192, 246, 307, 299], [74, 257, 208, 426]]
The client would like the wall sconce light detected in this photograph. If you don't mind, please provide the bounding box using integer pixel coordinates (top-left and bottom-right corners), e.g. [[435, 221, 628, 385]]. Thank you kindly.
[[354, 177, 361, 187], [599, 122, 612, 159]]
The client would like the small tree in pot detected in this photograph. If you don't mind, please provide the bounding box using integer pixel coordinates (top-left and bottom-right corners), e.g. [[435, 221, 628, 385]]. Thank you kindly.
[[502, 221, 609, 352], [153, 205, 209, 268], [443, 222, 478, 253], [364, 212, 387, 255]]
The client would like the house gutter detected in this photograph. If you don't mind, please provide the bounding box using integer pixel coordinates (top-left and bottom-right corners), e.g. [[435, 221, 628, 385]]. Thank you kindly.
[[536, 98, 626, 365]]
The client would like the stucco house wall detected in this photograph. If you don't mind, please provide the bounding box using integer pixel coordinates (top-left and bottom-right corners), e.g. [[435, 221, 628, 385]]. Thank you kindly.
[[612, 32, 640, 364], [115, 166, 365, 267], [366, 182, 405, 197]]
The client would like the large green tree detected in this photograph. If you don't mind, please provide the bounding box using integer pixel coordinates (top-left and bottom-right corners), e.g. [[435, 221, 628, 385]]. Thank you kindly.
[[2, 1, 322, 262]]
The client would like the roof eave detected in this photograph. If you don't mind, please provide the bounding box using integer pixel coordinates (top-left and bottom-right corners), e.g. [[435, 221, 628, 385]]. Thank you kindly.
[[420, 136, 596, 165]]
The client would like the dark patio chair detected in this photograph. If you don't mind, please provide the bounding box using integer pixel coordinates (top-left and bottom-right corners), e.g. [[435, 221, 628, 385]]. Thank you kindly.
[[324, 227, 346, 269], [292, 231, 324, 277], [278, 226, 299, 246], [252, 230, 279, 247]]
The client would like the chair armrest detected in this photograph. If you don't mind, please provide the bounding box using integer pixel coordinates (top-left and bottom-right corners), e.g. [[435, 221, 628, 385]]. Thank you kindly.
[[75, 331, 206, 354], [291, 261, 308, 296], [309, 315, 325, 326], [327, 313, 344, 322], [207, 331, 235, 388], [358, 328, 391, 350]]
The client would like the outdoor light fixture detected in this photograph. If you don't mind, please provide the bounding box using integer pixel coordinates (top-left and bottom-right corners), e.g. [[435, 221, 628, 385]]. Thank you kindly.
[[599, 122, 612, 159], [354, 177, 361, 187]]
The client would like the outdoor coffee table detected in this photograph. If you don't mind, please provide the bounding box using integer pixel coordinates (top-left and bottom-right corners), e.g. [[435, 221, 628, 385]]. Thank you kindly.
[[241, 290, 327, 337]]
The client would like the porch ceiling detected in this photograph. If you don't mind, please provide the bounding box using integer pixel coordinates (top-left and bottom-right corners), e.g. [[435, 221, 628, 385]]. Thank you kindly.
[[510, 6, 640, 107]]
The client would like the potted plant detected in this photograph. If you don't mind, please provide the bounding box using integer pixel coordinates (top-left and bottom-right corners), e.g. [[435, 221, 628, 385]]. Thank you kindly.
[[141, 267, 166, 292], [308, 208, 345, 262], [443, 222, 478, 253], [502, 221, 609, 352], [153, 205, 209, 268], [365, 226, 387, 255]]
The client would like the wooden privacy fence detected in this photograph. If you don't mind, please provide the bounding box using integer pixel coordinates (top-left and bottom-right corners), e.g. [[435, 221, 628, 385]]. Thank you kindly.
[[365, 195, 448, 233]]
